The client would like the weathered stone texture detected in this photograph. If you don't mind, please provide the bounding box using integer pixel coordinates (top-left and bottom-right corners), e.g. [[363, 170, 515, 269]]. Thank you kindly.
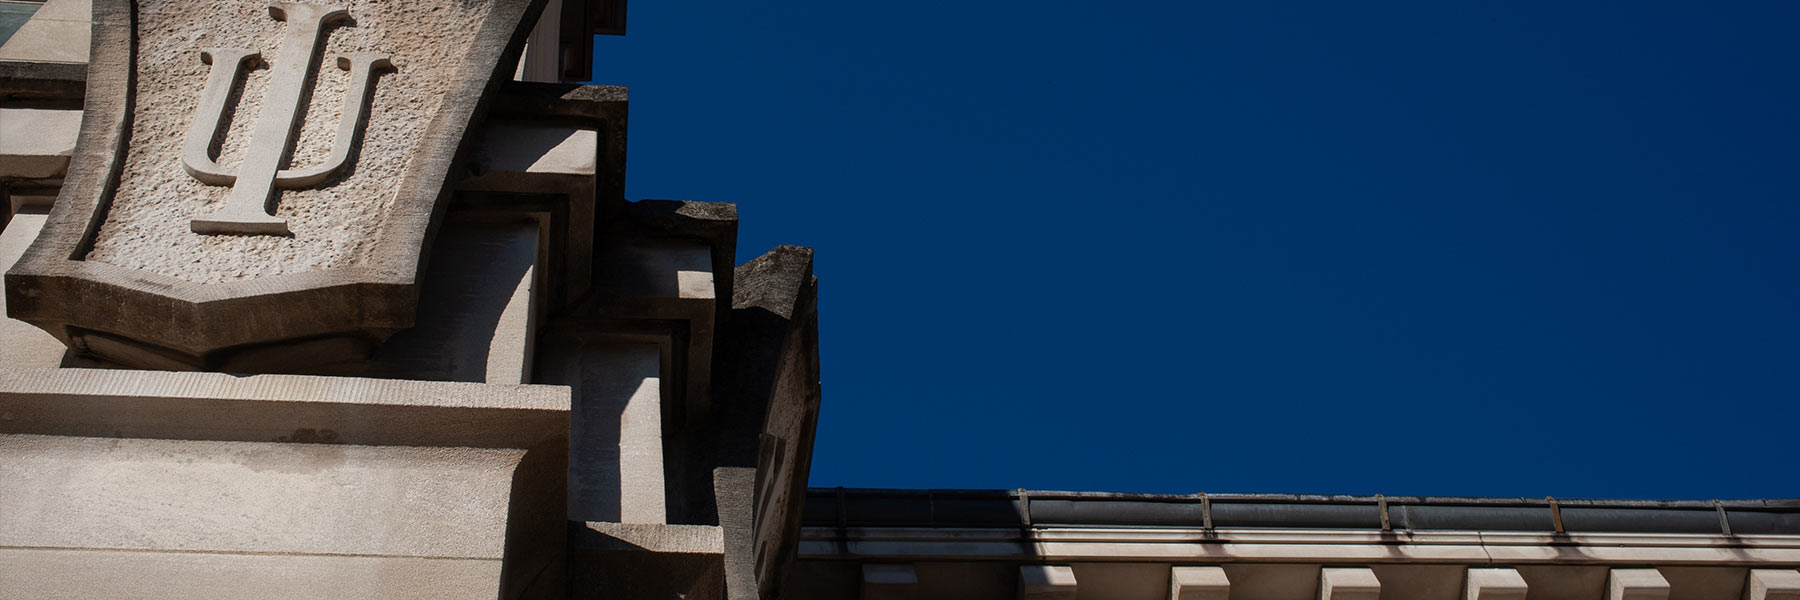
[[0, 434, 525, 557], [701, 244, 819, 600], [83, 0, 491, 283], [7, 0, 547, 368], [0, 367, 571, 599]]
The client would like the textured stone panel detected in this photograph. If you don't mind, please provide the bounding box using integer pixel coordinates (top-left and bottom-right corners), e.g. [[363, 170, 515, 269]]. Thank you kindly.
[[83, 0, 490, 283], [0, 367, 570, 597], [6, 0, 546, 368]]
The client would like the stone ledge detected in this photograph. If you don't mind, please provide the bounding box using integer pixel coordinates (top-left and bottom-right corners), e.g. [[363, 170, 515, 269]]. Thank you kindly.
[[570, 521, 726, 600], [0, 59, 86, 102], [576, 521, 725, 555], [0, 435, 535, 558], [0, 548, 504, 600], [489, 81, 628, 123], [0, 368, 570, 448], [0, 107, 90, 180]]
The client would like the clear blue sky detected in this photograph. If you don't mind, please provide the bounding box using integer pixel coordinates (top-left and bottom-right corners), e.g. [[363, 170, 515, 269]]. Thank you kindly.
[[593, 1, 1800, 499]]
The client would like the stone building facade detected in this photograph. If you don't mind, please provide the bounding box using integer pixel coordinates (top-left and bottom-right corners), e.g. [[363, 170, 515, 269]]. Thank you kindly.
[[0, 1, 1796, 598]]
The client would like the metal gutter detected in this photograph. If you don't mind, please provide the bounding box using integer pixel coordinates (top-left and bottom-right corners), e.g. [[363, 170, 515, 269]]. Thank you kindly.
[[802, 488, 1800, 535]]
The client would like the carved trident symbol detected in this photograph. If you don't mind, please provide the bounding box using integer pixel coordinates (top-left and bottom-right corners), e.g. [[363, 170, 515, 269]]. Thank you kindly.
[[183, 3, 390, 236]]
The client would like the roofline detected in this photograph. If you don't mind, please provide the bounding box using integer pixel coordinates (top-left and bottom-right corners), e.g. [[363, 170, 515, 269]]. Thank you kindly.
[[803, 488, 1800, 535], [811, 487, 1800, 508]]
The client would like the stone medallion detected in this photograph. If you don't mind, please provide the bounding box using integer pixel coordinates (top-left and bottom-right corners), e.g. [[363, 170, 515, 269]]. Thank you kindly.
[[5, 0, 545, 369]]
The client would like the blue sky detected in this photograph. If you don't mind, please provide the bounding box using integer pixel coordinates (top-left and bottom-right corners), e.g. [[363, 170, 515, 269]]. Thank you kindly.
[[593, 1, 1800, 499]]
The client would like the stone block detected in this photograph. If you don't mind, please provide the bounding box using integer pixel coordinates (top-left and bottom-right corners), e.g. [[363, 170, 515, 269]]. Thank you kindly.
[[514, 0, 564, 83], [538, 340, 667, 524], [456, 84, 631, 312], [0, 368, 571, 599], [571, 522, 725, 600], [712, 466, 760, 600], [0, 435, 528, 557], [1466, 568, 1529, 600], [474, 124, 597, 176], [0, 59, 86, 101], [724, 245, 820, 598], [1019, 565, 1078, 600], [1170, 566, 1230, 600], [1748, 569, 1800, 600], [480, 81, 629, 201], [5, 191, 53, 218], [0, 210, 66, 368], [558, 212, 730, 431], [320, 219, 543, 383], [0, 108, 80, 179], [1609, 568, 1672, 600], [1321, 567, 1381, 600], [861, 564, 919, 600], [576, 521, 724, 554], [0, 0, 91, 64], [595, 236, 716, 305]]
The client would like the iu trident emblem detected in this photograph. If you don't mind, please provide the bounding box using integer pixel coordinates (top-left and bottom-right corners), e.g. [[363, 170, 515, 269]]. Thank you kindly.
[[182, 3, 391, 236]]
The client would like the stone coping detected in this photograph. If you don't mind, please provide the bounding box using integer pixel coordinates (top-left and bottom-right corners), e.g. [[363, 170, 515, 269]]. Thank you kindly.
[[0, 368, 569, 448], [575, 522, 725, 555]]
